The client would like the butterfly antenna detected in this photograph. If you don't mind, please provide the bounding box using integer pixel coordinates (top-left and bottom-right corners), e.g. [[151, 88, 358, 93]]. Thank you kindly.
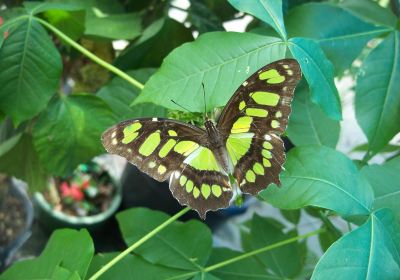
[[170, 99, 191, 113], [201, 83, 208, 120]]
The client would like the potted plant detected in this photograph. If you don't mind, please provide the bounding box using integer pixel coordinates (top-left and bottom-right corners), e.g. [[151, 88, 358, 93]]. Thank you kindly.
[[33, 160, 122, 232]]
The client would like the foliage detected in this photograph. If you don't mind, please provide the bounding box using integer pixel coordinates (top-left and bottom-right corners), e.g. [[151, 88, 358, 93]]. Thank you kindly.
[[1, 0, 400, 279]]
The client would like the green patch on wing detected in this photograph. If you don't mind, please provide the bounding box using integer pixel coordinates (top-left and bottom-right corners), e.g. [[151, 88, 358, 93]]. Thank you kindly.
[[226, 133, 254, 166]]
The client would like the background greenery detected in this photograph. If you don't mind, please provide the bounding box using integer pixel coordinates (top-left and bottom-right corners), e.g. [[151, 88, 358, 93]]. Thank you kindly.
[[0, 0, 400, 279]]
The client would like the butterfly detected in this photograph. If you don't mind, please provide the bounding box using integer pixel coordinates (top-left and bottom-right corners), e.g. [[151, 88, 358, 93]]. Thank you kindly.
[[102, 59, 302, 219]]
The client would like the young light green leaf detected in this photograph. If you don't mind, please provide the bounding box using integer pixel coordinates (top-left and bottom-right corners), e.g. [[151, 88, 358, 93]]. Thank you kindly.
[[228, 0, 286, 39], [312, 209, 400, 279], [287, 81, 340, 148], [0, 133, 48, 192], [33, 94, 116, 176], [97, 68, 166, 121], [285, 2, 390, 75], [134, 32, 286, 112], [361, 156, 400, 221], [117, 207, 212, 271], [0, 17, 62, 124], [356, 31, 400, 156], [288, 37, 341, 120], [0, 229, 93, 280], [259, 146, 374, 216]]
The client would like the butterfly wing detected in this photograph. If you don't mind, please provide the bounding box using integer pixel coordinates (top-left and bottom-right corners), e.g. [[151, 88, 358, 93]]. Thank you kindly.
[[102, 118, 232, 218], [217, 59, 302, 195]]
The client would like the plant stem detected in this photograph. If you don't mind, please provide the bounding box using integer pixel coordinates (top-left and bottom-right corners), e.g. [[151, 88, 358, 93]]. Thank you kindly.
[[167, 228, 324, 280], [204, 228, 323, 272], [317, 210, 342, 238], [34, 17, 144, 91], [89, 207, 190, 280]]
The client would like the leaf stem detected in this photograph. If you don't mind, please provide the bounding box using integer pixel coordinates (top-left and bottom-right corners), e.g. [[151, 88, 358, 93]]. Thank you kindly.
[[34, 17, 144, 90], [88, 207, 191, 280], [167, 228, 324, 280]]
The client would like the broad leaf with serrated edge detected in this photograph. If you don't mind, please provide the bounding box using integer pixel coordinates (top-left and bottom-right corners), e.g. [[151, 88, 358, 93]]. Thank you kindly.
[[133, 32, 286, 112], [33, 94, 116, 175], [0, 16, 62, 124], [260, 146, 374, 216]]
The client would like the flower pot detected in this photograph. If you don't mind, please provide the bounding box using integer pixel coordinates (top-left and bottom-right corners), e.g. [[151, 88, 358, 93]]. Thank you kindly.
[[33, 162, 122, 233], [0, 178, 33, 271]]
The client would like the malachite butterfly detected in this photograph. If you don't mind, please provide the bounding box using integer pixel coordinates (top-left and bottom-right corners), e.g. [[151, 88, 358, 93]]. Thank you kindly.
[[102, 59, 302, 218]]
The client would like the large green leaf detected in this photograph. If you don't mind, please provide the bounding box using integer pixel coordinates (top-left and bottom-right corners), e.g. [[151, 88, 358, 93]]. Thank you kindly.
[[205, 247, 276, 280], [188, 0, 224, 34], [134, 32, 286, 112], [86, 253, 185, 280], [288, 38, 341, 120], [340, 0, 398, 28], [85, 8, 142, 40], [117, 208, 212, 271], [0, 133, 48, 192], [32, 94, 116, 175], [97, 68, 166, 121], [312, 209, 400, 279], [285, 3, 390, 75], [355, 31, 400, 156], [0, 229, 93, 280], [287, 81, 340, 148], [361, 156, 400, 221], [247, 215, 306, 278], [228, 0, 286, 39], [259, 146, 374, 216], [0, 16, 62, 124], [114, 17, 193, 70]]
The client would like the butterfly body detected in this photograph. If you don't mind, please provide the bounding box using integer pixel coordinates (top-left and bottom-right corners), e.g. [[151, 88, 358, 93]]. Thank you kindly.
[[102, 59, 302, 218]]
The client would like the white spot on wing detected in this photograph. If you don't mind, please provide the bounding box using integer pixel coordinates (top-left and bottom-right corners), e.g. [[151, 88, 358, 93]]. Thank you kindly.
[[264, 135, 272, 141], [112, 139, 118, 145], [242, 81, 248, 86], [111, 131, 116, 138]]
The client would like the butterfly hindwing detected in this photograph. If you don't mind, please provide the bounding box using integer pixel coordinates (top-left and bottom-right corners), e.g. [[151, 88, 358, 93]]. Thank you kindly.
[[218, 59, 302, 194], [102, 118, 232, 217]]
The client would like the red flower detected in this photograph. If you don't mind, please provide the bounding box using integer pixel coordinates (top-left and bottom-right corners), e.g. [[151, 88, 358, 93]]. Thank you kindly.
[[0, 17, 3, 26], [81, 180, 90, 190], [70, 186, 84, 201], [60, 182, 71, 197]]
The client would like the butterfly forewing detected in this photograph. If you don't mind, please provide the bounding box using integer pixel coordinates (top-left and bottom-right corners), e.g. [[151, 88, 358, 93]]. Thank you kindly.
[[218, 59, 302, 194], [101, 118, 232, 218]]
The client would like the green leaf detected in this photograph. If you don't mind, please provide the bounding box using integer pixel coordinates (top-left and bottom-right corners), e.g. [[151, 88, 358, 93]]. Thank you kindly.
[[340, 0, 397, 28], [188, 0, 224, 34], [361, 156, 400, 221], [248, 215, 306, 278], [206, 247, 276, 280], [114, 17, 193, 70], [312, 209, 400, 279], [86, 253, 185, 280], [287, 81, 340, 148], [288, 37, 341, 120], [0, 229, 93, 280], [32, 94, 116, 176], [117, 207, 212, 271], [0, 133, 48, 192], [134, 32, 286, 112], [355, 31, 400, 156], [44, 9, 85, 41], [228, 0, 287, 40], [85, 8, 141, 40], [0, 16, 62, 124], [97, 68, 166, 121], [24, 1, 85, 15], [280, 209, 301, 224], [285, 2, 390, 75], [259, 146, 374, 216], [318, 227, 340, 252]]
